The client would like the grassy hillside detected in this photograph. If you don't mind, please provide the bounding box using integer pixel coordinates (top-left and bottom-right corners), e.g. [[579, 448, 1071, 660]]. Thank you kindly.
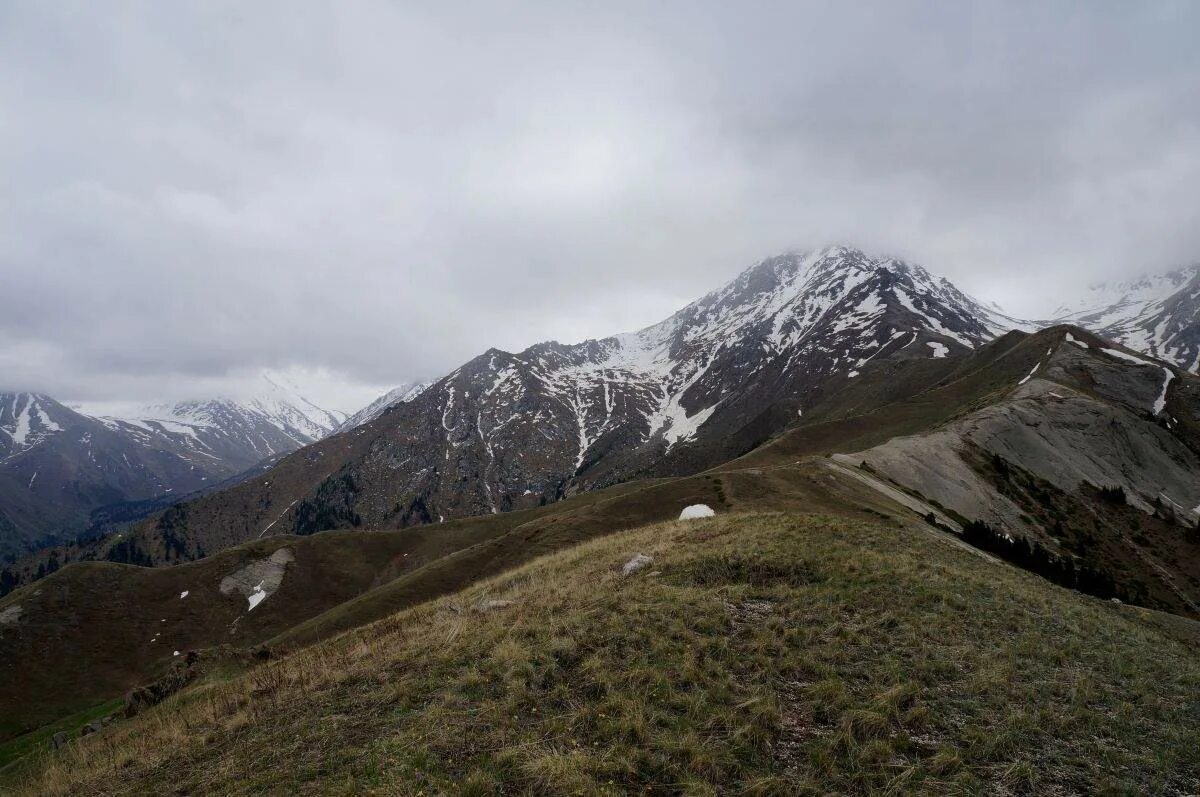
[[18, 512, 1200, 795], [0, 478, 671, 742]]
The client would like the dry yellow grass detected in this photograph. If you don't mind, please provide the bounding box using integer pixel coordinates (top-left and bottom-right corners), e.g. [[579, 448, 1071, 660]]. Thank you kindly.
[[15, 512, 1200, 795]]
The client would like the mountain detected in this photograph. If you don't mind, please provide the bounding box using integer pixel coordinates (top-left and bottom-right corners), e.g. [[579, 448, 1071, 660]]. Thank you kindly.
[[96, 373, 347, 466], [1053, 264, 1200, 372], [16, 246, 1040, 569], [334, 382, 431, 432], [25, 514, 1200, 795], [0, 393, 72, 461], [4, 324, 1198, 790], [0, 376, 347, 562], [7, 245, 1199, 588], [0, 393, 232, 561], [4, 248, 1200, 789]]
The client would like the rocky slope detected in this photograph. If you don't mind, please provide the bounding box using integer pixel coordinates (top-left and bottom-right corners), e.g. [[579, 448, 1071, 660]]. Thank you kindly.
[[841, 326, 1200, 615]]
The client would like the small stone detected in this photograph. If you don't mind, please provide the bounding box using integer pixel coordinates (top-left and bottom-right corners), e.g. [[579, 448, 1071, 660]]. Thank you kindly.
[[51, 731, 69, 750], [81, 720, 102, 736], [621, 553, 653, 576]]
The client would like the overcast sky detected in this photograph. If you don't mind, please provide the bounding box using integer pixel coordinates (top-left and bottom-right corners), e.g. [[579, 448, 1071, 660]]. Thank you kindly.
[[2, 2, 1198, 412]]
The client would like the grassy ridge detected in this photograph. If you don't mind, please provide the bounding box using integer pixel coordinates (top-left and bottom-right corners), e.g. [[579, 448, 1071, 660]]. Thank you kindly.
[[21, 513, 1200, 795], [0, 476, 676, 744]]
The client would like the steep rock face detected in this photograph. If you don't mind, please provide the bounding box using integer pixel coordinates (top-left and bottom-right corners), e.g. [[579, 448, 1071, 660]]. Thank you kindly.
[[1055, 265, 1200, 372], [84, 246, 1035, 559]]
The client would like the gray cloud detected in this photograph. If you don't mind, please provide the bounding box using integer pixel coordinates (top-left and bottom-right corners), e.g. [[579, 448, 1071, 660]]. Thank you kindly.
[[2, 1, 1198, 407]]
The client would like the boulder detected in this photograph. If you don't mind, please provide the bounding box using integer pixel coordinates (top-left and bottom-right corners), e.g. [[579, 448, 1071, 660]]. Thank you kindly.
[[679, 504, 716, 520], [51, 731, 68, 750]]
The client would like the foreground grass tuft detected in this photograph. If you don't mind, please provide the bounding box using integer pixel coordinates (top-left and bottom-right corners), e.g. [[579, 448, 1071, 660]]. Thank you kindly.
[[19, 513, 1200, 794]]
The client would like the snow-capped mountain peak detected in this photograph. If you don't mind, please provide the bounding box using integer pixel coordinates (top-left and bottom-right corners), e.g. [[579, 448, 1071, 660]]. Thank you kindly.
[[109, 372, 346, 449]]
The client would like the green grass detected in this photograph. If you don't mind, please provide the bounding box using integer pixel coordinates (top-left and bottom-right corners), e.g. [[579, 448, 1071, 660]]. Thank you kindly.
[[0, 698, 123, 786], [21, 512, 1200, 795]]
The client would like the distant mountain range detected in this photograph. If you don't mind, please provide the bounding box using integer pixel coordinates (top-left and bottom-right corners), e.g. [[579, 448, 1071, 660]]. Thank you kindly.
[[0, 375, 347, 560]]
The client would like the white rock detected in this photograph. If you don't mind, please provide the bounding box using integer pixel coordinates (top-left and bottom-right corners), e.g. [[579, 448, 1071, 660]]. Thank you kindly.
[[679, 504, 715, 520], [621, 553, 653, 576], [477, 599, 512, 611]]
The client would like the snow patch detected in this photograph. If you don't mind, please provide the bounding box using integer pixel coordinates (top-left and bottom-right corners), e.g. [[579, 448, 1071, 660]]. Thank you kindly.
[[1153, 367, 1174, 415], [179, 590, 189, 599], [1100, 347, 1157, 369], [1065, 332, 1088, 349], [220, 548, 294, 613], [927, 341, 949, 358], [246, 582, 268, 611]]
